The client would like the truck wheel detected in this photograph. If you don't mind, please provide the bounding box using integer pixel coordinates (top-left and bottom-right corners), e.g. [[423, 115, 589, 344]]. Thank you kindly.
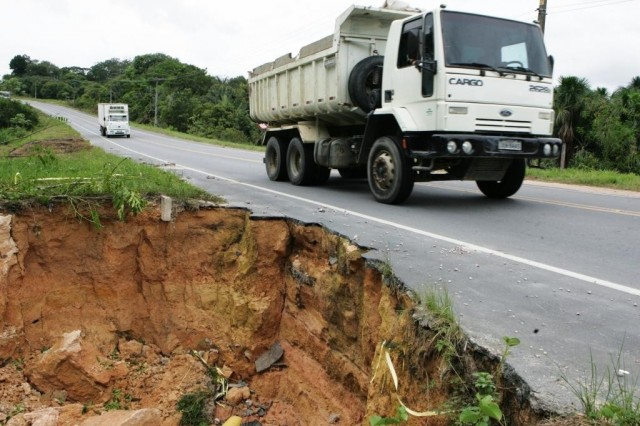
[[287, 137, 316, 186], [265, 137, 289, 181], [348, 56, 384, 113], [367, 136, 414, 204], [476, 159, 526, 198]]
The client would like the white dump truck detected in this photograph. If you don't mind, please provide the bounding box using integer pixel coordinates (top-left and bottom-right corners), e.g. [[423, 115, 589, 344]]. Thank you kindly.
[[98, 103, 131, 138], [248, 5, 561, 204]]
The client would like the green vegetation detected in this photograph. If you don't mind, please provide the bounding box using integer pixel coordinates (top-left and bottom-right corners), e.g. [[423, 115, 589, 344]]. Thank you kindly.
[[2, 53, 260, 145], [527, 166, 640, 192], [176, 391, 211, 426], [369, 405, 409, 425], [131, 121, 264, 152], [104, 388, 132, 411], [0, 102, 219, 225], [562, 349, 640, 425], [554, 76, 640, 175]]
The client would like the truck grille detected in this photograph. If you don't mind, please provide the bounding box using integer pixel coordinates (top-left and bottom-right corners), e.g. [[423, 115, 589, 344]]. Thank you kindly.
[[475, 118, 531, 133]]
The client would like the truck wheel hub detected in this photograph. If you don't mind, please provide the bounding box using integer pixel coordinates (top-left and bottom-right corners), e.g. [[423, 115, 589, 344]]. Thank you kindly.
[[372, 152, 395, 189]]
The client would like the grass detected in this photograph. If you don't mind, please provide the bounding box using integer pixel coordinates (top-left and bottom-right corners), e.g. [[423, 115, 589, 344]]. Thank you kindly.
[[132, 122, 265, 152], [527, 166, 640, 192], [0, 111, 221, 221], [562, 348, 640, 425]]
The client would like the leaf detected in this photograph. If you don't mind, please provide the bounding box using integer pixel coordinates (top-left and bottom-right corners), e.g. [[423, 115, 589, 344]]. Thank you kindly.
[[459, 407, 481, 424], [503, 336, 521, 347], [478, 395, 503, 421]]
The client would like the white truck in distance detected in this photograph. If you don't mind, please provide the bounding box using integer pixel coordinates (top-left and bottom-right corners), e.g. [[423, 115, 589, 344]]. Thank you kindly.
[[98, 103, 131, 138], [248, 5, 562, 204]]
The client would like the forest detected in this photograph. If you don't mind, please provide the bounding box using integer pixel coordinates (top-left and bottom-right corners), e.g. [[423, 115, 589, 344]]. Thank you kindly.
[[1, 53, 639, 174]]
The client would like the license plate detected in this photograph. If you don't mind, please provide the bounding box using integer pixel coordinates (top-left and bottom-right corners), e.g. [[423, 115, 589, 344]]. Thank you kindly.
[[498, 139, 522, 151]]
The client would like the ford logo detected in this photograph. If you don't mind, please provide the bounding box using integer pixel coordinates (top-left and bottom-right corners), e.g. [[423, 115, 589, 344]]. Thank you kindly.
[[499, 109, 513, 117]]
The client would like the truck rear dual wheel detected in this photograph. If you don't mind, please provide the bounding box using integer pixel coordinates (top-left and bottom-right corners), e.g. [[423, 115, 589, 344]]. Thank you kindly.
[[476, 159, 526, 198], [367, 136, 414, 204], [265, 137, 289, 181], [286, 138, 330, 186]]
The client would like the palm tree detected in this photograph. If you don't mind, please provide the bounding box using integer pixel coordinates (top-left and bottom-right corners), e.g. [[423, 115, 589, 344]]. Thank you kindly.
[[554, 76, 591, 168]]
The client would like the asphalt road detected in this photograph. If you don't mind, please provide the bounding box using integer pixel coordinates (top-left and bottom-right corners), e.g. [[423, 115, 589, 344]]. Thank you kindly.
[[30, 101, 640, 413]]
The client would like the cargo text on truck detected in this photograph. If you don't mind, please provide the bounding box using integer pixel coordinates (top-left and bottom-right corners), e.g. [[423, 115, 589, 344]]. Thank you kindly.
[[97, 103, 131, 138], [248, 5, 561, 204]]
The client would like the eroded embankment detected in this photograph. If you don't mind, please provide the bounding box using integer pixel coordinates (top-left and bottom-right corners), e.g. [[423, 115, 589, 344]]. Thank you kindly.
[[0, 203, 544, 425]]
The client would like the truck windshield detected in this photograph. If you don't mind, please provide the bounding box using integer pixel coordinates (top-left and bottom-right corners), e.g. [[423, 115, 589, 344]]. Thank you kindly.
[[441, 11, 551, 77], [109, 115, 128, 122]]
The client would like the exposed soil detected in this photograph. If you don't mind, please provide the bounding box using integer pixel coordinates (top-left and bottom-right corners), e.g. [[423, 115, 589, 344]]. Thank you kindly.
[[0, 201, 583, 425], [8, 139, 91, 157]]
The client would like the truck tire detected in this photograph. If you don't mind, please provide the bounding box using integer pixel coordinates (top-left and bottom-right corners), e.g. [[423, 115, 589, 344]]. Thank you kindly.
[[287, 137, 317, 186], [367, 136, 414, 204], [348, 56, 384, 113], [476, 159, 526, 198], [265, 136, 289, 181]]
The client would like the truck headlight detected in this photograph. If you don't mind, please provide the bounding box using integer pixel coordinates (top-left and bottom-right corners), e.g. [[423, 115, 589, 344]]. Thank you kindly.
[[553, 144, 559, 156], [447, 141, 458, 154], [462, 141, 474, 154], [543, 144, 551, 156]]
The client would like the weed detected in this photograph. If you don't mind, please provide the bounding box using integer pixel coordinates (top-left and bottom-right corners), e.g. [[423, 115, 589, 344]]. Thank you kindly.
[[459, 392, 503, 426], [104, 388, 132, 411], [9, 403, 25, 418], [420, 287, 465, 370], [562, 348, 640, 425], [176, 390, 211, 426], [370, 405, 408, 425], [11, 357, 24, 371]]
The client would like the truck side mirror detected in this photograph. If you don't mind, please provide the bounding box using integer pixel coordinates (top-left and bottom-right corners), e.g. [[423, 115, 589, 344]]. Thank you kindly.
[[548, 55, 554, 74], [416, 59, 437, 74]]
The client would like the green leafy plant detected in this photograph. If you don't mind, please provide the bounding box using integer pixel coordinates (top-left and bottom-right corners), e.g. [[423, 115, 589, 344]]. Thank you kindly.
[[370, 405, 408, 425], [459, 393, 502, 426], [458, 336, 520, 425], [104, 388, 132, 411]]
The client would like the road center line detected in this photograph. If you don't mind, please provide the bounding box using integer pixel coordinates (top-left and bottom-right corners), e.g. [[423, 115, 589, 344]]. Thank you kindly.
[[79, 127, 640, 298]]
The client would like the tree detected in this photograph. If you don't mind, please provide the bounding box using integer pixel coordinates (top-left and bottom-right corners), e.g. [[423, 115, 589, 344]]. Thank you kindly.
[[9, 54, 31, 76], [87, 59, 129, 83], [554, 76, 591, 167]]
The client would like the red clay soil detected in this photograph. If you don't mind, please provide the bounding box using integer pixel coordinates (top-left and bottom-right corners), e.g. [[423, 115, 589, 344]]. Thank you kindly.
[[0, 202, 580, 425]]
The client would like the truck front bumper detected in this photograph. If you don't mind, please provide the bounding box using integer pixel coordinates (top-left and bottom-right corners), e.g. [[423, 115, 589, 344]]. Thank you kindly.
[[405, 133, 562, 160]]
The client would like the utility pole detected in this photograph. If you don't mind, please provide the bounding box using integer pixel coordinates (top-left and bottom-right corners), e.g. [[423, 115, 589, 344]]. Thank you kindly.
[[537, 0, 547, 33], [154, 79, 159, 127]]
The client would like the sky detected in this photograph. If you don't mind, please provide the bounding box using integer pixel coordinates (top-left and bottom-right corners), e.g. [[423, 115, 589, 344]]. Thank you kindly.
[[0, 0, 638, 92]]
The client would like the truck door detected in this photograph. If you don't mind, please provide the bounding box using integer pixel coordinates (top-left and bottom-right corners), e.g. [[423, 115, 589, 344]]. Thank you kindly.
[[389, 14, 436, 130]]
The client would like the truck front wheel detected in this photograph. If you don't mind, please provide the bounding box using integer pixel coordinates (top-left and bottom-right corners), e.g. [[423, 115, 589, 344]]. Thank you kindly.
[[476, 159, 526, 198], [265, 137, 288, 181], [367, 137, 414, 204]]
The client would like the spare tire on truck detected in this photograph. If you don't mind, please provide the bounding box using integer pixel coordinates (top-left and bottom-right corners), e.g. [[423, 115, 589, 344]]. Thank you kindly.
[[348, 56, 384, 113]]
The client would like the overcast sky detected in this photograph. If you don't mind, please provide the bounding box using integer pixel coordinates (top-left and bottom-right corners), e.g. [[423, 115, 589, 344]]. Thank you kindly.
[[1, 0, 638, 92]]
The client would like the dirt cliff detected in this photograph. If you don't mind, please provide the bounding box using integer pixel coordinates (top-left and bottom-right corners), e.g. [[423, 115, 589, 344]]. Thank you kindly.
[[0, 202, 553, 425]]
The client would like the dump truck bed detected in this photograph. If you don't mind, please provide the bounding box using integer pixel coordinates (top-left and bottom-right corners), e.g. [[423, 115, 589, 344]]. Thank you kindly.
[[248, 5, 415, 127]]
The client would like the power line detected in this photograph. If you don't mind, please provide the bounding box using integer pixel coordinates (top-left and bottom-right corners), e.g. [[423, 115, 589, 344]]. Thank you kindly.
[[549, 0, 635, 14]]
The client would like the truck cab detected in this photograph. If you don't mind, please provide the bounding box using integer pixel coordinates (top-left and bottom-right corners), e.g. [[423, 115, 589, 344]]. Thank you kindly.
[[361, 8, 560, 202]]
